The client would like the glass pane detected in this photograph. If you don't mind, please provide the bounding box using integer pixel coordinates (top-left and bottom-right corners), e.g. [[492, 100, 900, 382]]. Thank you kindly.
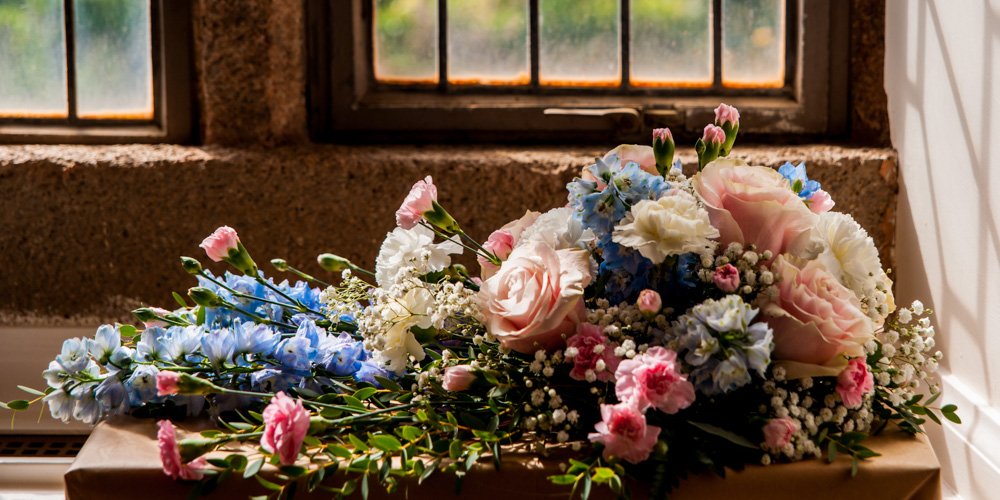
[[631, 0, 712, 87], [722, 0, 785, 88], [74, 0, 153, 119], [0, 0, 67, 118], [447, 0, 528, 86], [539, 0, 619, 86], [374, 0, 438, 84]]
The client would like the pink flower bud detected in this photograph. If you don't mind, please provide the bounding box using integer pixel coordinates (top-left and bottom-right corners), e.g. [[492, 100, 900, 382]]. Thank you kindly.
[[156, 371, 181, 396], [636, 289, 662, 315], [442, 365, 477, 392], [395, 176, 438, 230], [262, 392, 310, 466], [702, 124, 726, 146], [763, 417, 799, 450], [652, 128, 672, 143], [199, 226, 240, 262], [836, 358, 874, 409], [808, 189, 835, 214], [712, 263, 741, 293], [714, 103, 740, 126], [144, 307, 173, 328]]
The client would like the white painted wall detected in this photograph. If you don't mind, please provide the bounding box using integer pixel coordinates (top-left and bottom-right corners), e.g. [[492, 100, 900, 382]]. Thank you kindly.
[[886, 1, 1000, 498]]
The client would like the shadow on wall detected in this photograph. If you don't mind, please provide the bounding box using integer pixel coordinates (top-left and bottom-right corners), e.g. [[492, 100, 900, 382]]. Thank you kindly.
[[888, 0, 1000, 497]]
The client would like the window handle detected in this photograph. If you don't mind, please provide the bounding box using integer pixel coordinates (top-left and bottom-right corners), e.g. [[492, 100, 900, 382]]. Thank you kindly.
[[543, 107, 641, 133]]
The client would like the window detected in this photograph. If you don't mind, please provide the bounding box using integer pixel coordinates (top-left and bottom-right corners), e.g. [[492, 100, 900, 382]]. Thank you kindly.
[[307, 0, 847, 142], [0, 0, 193, 143]]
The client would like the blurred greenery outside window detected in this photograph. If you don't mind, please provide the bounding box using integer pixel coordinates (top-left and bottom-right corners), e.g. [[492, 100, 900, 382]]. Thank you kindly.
[[0, 0, 193, 144]]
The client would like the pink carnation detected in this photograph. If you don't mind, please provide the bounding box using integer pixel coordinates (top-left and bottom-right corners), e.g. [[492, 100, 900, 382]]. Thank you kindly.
[[395, 176, 438, 229], [199, 226, 240, 262], [712, 264, 741, 293], [714, 103, 740, 126], [702, 124, 726, 145], [157, 420, 207, 480], [615, 347, 695, 414], [442, 365, 476, 392], [261, 392, 310, 466], [588, 403, 661, 464], [808, 189, 835, 214], [636, 289, 662, 315], [652, 128, 672, 143], [566, 323, 620, 382], [156, 371, 181, 396], [837, 358, 874, 409], [763, 417, 799, 450]]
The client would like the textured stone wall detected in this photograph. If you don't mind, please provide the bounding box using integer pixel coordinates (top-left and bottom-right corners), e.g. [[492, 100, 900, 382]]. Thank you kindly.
[[0, 145, 896, 325]]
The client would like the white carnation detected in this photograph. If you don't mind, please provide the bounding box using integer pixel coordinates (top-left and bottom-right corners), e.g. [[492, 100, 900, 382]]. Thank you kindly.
[[611, 190, 719, 264], [814, 212, 894, 323], [374, 287, 433, 373], [518, 207, 595, 251], [375, 225, 462, 286]]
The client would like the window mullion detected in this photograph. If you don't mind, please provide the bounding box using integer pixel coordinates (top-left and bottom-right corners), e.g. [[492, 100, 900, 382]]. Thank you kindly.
[[620, 0, 630, 90], [712, 0, 723, 91], [438, 0, 448, 90], [63, 0, 78, 123], [529, 0, 539, 89]]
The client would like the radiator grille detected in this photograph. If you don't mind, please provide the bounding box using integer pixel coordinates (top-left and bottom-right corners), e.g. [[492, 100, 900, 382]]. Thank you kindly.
[[0, 435, 86, 458]]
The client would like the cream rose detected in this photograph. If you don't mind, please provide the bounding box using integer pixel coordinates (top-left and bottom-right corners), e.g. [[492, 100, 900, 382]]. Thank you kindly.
[[478, 242, 592, 353], [611, 190, 719, 263], [693, 159, 822, 259], [763, 256, 874, 378]]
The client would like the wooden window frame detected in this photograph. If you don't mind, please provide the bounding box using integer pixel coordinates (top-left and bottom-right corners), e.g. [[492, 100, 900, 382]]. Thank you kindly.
[[307, 0, 847, 143], [0, 0, 195, 144]]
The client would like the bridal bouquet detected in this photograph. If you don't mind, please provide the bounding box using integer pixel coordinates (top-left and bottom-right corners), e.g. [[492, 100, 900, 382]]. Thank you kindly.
[[8, 104, 958, 498]]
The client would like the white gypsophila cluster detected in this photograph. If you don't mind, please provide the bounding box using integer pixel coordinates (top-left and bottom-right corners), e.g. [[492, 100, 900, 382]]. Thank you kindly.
[[697, 242, 779, 301], [814, 212, 895, 325], [517, 206, 595, 251], [374, 225, 462, 287], [761, 368, 874, 462], [318, 270, 370, 319], [586, 298, 666, 352], [868, 300, 941, 406], [611, 190, 719, 264], [522, 349, 579, 443]]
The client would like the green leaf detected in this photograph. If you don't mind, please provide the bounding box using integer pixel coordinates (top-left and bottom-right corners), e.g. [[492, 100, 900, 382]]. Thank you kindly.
[[375, 376, 402, 392], [826, 439, 838, 462], [327, 444, 353, 459], [16, 386, 45, 397], [449, 440, 463, 460], [925, 392, 941, 407], [689, 421, 757, 449], [944, 410, 962, 424], [361, 474, 370, 500], [419, 459, 437, 484], [348, 434, 369, 452], [226, 454, 248, 471], [353, 388, 378, 401], [281, 465, 307, 477], [196, 305, 206, 325], [400, 426, 423, 442], [172, 291, 189, 308], [548, 474, 577, 486], [302, 435, 322, 447], [851, 458, 859, 478], [207, 458, 230, 468], [941, 404, 958, 413], [254, 475, 283, 491], [5, 400, 29, 411], [342, 395, 365, 410], [925, 410, 942, 425], [581, 473, 592, 500], [200, 430, 224, 438], [243, 458, 264, 479], [369, 434, 402, 452], [592, 467, 615, 483], [119, 324, 138, 339]]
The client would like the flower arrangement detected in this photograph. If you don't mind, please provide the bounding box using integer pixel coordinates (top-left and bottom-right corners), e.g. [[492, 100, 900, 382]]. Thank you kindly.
[[7, 104, 959, 499]]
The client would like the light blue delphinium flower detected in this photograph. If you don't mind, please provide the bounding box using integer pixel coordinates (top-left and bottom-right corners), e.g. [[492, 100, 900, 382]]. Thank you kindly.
[[201, 329, 237, 369], [711, 354, 752, 394], [107, 346, 135, 372], [43, 390, 73, 422], [250, 368, 300, 393], [354, 361, 392, 386], [275, 320, 323, 374], [56, 338, 90, 373], [95, 375, 128, 416], [86, 325, 121, 365], [318, 333, 367, 376], [42, 360, 70, 389], [125, 364, 161, 407], [136, 328, 172, 362], [232, 321, 279, 359], [599, 242, 654, 305], [70, 383, 101, 424], [778, 162, 821, 199], [163, 325, 204, 364], [568, 154, 670, 236]]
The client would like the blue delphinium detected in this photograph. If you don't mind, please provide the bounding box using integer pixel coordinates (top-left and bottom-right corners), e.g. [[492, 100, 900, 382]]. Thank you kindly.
[[86, 325, 121, 365], [778, 162, 821, 199], [231, 320, 279, 361], [599, 243, 654, 305], [318, 332, 368, 376], [668, 295, 774, 395], [568, 154, 669, 236], [163, 325, 204, 363], [56, 338, 90, 373], [125, 365, 161, 407], [136, 328, 172, 362], [275, 320, 323, 374], [354, 360, 392, 385], [201, 329, 237, 369]]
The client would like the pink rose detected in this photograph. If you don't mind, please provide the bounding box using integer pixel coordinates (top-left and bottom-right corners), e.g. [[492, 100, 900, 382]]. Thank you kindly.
[[837, 358, 874, 409], [588, 402, 661, 464], [693, 160, 820, 259], [261, 392, 310, 466], [156, 371, 181, 396], [477, 210, 540, 279], [157, 420, 207, 480], [712, 263, 741, 293], [395, 176, 438, 229], [764, 256, 874, 378], [199, 226, 240, 262], [714, 103, 740, 126], [478, 242, 591, 353], [808, 189, 835, 214], [615, 347, 694, 414], [702, 124, 726, 145], [763, 417, 799, 450], [566, 323, 620, 382], [636, 289, 662, 315], [442, 365, 477, 392]]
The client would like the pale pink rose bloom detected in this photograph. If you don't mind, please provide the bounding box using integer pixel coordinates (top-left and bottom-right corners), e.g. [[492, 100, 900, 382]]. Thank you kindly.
[[199, 226, 240, 262], [712, 263, 741, 293], [144, 307, 173, 328], [262, 392, 310, 466], [636, 289, 662, 315], [477, 210, 540, 279], [693, 160, 820, 259], [395, 176, 438, 229], [714, 103, 741, 126], [764, 256, 874, 378], [156, 371, 181, 396], [566, 323, 620, 382], [615, 347, 695, 414], [763, 417, 799, 450], [652, 128, 672, 143], [478, 241, 592, 353], [442, 365, 477, 392], [808, 189, 835, 214], [702, 124, 726, 145], [588, 402, 661, 464], [837, 358, 874, 409], [157, 420, 207, 480]]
